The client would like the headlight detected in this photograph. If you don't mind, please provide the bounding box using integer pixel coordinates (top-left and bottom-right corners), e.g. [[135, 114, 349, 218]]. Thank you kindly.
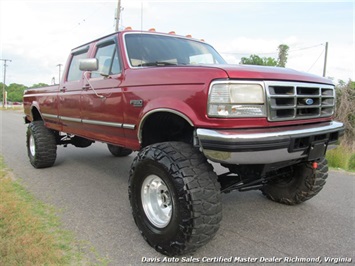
[[208, 81, 266, 117]]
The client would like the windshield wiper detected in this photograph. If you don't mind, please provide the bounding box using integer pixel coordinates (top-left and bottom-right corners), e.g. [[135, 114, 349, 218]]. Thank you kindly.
[[137, 61, 178, 67]]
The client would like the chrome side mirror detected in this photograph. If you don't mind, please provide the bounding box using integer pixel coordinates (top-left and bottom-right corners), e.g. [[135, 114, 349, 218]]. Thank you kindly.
[[79, 58, 98, 71]]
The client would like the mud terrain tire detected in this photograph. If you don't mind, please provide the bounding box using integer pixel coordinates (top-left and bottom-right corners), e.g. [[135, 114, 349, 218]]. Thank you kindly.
[[262, 158, 328, 205], [129, 142, 222, 256], [26, 121, 57, 168]]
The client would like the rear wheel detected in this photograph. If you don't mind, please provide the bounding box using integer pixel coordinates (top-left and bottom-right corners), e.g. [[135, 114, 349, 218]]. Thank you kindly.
[[129, 142, 222, 256], [107, 144, 132, 157], [261, 158, 328, 205], [26, 121, 57, 168]]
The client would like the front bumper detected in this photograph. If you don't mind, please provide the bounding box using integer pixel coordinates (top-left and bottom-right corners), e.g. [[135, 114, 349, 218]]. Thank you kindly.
[[196, 121, 344, 164]]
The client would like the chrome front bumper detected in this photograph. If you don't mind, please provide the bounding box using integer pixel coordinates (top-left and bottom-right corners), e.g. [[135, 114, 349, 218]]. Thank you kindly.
[[196, 121, 344, 164]]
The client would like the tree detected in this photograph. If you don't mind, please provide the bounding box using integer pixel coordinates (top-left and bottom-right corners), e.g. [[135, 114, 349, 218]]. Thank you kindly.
[[277, 44, 289, 67], [240, 44, 289, 67], [1, 83, 50, 103], [7, 83, 27, 102], [335, 80, 355, 151], [240, 54, 277, 66], [30, 83, 49, 88], [263, 57, 278, 66]]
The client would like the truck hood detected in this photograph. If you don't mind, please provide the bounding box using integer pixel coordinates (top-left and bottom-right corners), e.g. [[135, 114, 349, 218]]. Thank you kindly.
[[123, 64, 332, 87], [215, 64, 332, 84]]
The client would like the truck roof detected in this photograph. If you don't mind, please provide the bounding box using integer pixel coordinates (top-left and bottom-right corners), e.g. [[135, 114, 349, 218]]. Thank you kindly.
[[71, 30, 205, 52], [71, 31, 118, 51]]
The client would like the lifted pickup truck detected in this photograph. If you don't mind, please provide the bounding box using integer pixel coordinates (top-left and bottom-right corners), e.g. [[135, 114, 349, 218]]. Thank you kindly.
[[23, 29, 344, 256]]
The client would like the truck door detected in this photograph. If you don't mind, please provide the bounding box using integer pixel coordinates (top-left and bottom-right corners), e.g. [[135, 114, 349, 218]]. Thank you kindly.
[[80, 38, 125, 145], [58, 46, 89, 135]]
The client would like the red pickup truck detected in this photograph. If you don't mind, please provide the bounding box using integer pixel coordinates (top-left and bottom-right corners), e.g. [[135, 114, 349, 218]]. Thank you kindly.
[[23, 29, 344, 256]]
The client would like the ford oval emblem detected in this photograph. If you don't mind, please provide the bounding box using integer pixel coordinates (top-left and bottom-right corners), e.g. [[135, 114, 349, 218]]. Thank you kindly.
[[305, 98, 314, 105]]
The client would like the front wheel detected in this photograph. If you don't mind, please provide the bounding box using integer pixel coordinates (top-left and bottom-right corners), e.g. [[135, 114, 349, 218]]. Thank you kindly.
[[261, 157, 328, 205], [129, 142, 222, 256], [26, 121, 57, 168]]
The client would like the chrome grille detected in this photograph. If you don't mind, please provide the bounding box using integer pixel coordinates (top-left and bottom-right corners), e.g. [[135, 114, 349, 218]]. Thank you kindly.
[[265, 81, 335, 121]]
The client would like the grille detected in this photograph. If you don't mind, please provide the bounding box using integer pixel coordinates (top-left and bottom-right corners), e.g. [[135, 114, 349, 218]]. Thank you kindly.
[[265, 81, 335, 121]]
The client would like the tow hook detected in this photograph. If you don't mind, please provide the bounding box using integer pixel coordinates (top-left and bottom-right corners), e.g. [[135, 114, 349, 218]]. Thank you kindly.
[[312, 161, 318, 169]]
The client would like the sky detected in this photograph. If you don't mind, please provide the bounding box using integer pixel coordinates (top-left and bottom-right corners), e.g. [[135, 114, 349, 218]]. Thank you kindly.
[[0, 0, 354, 87]]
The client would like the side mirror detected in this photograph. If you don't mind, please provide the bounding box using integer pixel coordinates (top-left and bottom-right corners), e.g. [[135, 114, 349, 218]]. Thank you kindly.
[[79, 58, 98, 71]]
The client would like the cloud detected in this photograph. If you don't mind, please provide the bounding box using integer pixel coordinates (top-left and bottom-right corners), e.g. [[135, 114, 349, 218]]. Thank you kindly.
[[1, 1, 117, 85], [213, 36, 354, 81], [1, 0, 353, 86]]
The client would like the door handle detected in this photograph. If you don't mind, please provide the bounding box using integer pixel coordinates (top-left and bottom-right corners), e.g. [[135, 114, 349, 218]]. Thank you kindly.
[[82, 84, 90, 90]]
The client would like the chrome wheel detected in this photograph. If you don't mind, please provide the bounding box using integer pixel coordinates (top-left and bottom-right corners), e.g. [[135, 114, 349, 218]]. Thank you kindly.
[[141, 174, 172, 228], [29, 134, 36, 156], [129, 142, 222, 256]]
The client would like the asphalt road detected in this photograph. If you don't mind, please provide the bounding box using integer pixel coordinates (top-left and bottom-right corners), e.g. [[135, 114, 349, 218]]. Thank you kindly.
[[1, 110, 354, 265]]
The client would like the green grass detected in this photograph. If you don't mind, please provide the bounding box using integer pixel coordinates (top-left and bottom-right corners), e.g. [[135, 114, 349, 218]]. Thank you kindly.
[[326, 145, 355, 172], [0, 156, 109, 265]]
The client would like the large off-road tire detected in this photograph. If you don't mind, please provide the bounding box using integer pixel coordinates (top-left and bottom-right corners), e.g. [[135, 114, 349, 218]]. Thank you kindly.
[[128, 142, 222, 256], [107, 144, 132, 157], [26, 121, 57, 168], [261, 157, 328, 205]]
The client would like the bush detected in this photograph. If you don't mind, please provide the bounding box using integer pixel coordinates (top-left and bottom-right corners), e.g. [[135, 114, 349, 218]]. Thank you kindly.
[[335, 80, 355, 151], [348, 154, 355, 171], [326, 147, 349, 170], [326, 144, 355, 171]]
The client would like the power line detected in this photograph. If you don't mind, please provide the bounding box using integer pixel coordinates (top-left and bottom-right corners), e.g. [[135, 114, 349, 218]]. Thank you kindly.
[[307, 49, 324, 72], [66, 3, 111, 33], [289, 43, 324, 53], [221, 43, 324, 57]]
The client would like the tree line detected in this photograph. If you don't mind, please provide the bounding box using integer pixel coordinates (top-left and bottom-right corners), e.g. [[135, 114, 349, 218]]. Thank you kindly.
[[240, 44, 289, 67], [0, 83, 49, 103]]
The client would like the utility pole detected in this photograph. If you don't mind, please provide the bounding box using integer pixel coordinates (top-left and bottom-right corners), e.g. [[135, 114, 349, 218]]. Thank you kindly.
[[115, 0, 121, 31], [1, 59, 12, 108], [56, 64, 63, 84], [323, 42, 328, 77]]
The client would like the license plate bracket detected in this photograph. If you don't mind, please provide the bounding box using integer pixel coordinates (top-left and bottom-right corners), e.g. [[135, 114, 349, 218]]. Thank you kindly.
[[308, 141, 327, 161]]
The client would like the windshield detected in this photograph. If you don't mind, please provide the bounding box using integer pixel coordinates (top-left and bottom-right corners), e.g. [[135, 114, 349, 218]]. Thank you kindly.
[[124, 33, 226, 67]]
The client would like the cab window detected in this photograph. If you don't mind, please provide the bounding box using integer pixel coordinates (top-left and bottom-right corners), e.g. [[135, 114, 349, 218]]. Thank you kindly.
[[67, 52, 87, 81], [91, 43, 120, 78]]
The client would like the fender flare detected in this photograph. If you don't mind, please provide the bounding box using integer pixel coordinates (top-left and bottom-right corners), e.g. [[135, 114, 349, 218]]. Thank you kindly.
[[29, 102, 44, 121], [137, 99, 196, 143]]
